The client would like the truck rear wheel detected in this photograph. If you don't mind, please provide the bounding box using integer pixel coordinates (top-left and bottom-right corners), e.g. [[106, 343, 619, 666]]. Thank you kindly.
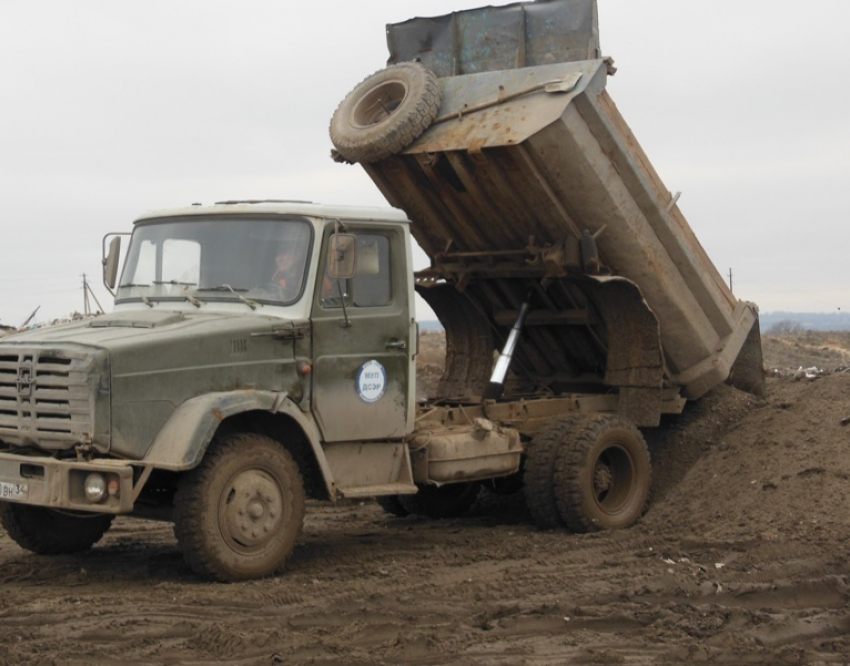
[[523, 415, 586, 529], [330, 62, 442, 163], [399, 482, 479, 519], [0, 503, 113, 554], [173, 433, 305, 582], [553, 415, 651, 532]]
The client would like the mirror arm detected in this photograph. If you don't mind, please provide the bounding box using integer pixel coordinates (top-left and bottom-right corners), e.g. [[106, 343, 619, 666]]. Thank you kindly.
[[336, 278, 351, 328]]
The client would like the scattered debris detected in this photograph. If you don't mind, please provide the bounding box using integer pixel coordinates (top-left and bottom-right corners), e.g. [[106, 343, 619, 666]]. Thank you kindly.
[[792, 366, 826, 381]]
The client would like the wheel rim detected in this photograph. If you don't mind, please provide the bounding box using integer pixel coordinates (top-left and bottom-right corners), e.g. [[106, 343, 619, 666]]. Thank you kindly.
[[219, 467, 286, 553], [351, 79, 408, 128], [591, 444, 635, 515]]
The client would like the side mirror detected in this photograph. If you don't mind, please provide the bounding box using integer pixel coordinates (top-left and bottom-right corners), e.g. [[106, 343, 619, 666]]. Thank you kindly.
[[329, 234, 356, 279], [103, 235, 122, 291]]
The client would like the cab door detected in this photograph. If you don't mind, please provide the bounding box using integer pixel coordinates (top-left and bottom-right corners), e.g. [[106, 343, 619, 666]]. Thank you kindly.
[[310, 222, 415, 442]]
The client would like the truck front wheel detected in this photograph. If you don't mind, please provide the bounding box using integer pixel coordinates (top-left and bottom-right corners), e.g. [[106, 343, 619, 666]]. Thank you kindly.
[[0, 503, 113, 554], [173, 433, 305, 582], [553, 415, 651, 532]]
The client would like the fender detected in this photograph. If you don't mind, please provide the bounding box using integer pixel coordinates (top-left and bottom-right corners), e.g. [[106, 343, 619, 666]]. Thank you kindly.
[[141, 390, 334, 491]]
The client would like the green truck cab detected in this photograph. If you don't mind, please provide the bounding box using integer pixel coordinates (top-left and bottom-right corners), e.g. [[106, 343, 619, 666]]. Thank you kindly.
[[0, 201, 434, 580]]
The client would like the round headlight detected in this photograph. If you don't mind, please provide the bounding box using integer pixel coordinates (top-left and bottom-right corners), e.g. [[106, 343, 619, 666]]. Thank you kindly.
[[84, 473, 107, 503]]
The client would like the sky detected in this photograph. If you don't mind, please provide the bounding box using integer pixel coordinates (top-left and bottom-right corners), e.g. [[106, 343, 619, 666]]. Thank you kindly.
[[1, 0, 848, 327]]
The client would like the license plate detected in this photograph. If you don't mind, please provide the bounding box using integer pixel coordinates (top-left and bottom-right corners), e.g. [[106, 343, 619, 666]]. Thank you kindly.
[[0, 481, 29, 501]]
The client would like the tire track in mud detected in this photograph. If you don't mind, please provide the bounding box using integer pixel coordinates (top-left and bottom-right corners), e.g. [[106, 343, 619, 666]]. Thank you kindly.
[[0, 502, 681, 665], [303, 500, 850, 665], [0, 507, 845, 666], [244, 502, 697, 664]]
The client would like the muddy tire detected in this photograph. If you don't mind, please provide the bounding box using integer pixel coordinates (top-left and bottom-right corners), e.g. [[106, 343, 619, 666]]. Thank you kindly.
[[553, 415, 651, 532], [330, 62, 442, 163], [523, 415, 587, 529], [173, 433, 305, 582], [375, 495, 410, 517], [399, 482, 479, 519], [0, 503, 113, 554]]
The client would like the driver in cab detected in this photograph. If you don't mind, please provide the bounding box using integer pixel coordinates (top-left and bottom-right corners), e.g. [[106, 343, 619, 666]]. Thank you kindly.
[[270, 246, 303, 300]]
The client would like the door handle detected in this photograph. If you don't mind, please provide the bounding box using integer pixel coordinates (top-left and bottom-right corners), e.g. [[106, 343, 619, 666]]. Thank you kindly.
[[385, 339, 407, 350]]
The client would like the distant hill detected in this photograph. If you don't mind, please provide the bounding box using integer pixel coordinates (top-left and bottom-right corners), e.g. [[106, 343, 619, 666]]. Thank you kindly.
[[759, 312, 850, 332], [421, 313, 850, 333]]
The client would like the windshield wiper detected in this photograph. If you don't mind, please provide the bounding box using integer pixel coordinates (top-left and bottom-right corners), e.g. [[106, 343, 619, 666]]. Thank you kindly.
[[153, 280, 198, 286], [197, 284, 259, 310], [197, 285, 249, 292], [120, 283, 150, 288], [183, 294, 204, 308]]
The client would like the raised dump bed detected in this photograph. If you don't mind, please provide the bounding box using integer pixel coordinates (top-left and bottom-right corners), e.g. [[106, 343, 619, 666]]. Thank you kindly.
[[331, 0, 764, 426]]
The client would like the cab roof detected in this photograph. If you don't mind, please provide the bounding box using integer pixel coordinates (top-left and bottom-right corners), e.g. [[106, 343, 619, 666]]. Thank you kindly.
[[133, 199, 410, 225]]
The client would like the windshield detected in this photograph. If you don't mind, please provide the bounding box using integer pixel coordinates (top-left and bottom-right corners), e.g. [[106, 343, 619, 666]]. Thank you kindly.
[[116, 215, 313, 306]]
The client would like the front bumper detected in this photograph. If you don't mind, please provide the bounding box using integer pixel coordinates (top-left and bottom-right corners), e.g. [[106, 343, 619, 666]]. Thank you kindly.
[[0, 453, 135, 514]]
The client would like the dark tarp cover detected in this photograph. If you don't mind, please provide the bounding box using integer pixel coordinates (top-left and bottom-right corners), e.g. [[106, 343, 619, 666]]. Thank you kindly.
[[386, 0, 600, 76]]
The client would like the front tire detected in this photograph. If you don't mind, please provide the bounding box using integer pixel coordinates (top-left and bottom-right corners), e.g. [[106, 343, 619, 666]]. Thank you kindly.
[[553, 415, 651, 532], [0, 503, 113, 554], [173, 433, 305, 582]]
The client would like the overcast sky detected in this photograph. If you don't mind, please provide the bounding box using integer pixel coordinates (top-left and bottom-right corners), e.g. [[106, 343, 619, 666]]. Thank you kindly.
[[1, 0, 848, 327]]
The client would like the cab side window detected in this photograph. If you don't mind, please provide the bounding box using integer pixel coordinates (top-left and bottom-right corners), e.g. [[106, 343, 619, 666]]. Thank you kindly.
[[322, 233, 391, 308]]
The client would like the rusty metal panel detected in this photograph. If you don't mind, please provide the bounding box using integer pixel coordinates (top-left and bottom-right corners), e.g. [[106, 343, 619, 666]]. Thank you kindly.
[[387, 0, 600, 76], [409, 60, 602, 154]]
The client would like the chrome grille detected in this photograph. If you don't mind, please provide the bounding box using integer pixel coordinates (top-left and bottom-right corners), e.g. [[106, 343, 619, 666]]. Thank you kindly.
[[0, 348, 95, 448]]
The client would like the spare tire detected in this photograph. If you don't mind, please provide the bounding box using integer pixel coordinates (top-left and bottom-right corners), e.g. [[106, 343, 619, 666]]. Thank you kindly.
[[330, 62, 442, 163]]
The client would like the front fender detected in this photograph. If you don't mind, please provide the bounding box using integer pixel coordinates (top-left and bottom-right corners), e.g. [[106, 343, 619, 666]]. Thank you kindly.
[[142, 390, 330, 480]]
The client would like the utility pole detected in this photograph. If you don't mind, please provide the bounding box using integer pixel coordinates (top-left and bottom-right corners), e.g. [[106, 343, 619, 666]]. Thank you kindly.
[[82, 274, 105, 316], [727, 268, 733, 292]]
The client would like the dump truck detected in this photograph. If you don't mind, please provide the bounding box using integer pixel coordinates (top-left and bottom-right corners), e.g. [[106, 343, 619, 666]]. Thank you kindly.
[[0, 0, 763, 582]]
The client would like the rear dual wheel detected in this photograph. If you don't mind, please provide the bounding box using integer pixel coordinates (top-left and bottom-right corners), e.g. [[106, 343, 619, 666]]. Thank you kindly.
[[523, 415, 586, 529], [524, 414, 651, 532]]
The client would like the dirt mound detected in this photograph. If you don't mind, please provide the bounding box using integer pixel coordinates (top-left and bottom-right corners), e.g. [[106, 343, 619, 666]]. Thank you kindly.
[[647, 373, 850, 541], [762, 330, 850, 373]]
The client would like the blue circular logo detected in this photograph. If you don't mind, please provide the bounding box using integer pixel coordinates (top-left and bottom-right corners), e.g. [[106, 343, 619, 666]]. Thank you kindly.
[[356, 360, 387, 403]]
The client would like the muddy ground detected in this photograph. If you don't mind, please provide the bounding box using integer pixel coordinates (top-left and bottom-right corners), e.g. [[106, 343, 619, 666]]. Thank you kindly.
[[1, 331, 849, 665]]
